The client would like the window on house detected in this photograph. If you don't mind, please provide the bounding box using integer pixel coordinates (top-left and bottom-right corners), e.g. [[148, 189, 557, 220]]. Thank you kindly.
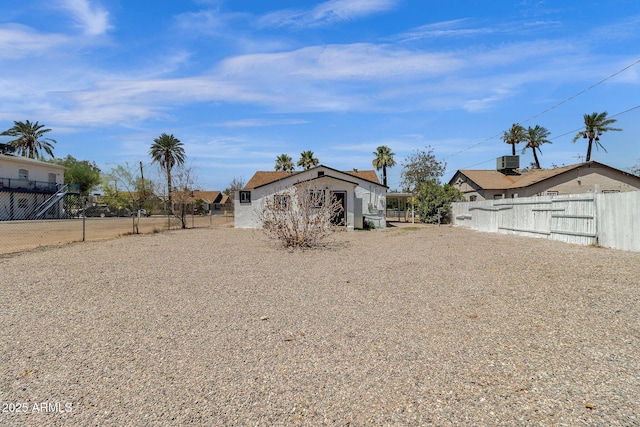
[[317, 171, 324, 177], [307, 190, 325, 208], [239, 191, 251, 203], [469, 195, 477, 201], [274, 194, 289, 209], [19, 169, 28, 180]]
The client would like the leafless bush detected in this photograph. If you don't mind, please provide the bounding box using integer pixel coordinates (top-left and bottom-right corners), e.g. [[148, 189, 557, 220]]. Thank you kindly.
[[256, 183, 344, 248]]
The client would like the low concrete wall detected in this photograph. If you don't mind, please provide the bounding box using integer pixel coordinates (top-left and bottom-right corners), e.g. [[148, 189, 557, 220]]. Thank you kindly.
[[452, 191, 640, 252]]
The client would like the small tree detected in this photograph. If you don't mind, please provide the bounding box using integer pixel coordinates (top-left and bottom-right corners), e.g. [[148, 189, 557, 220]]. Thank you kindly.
[[399, 146, 462, 224], [414, 180, 465, 224], [224, 176, 245, 202], [50, 155, 101, 195], [400, 146, 446, 192], [256, 182, 343, 248], [171, 165, 200, 229]]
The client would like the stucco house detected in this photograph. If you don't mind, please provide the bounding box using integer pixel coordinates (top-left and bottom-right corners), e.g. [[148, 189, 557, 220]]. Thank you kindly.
[[0, 149, 69, 220], [449, 156, 640, 201], [235, 165, 387, 230]]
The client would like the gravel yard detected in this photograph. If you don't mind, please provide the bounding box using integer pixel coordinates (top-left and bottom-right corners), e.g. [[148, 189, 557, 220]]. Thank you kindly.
[[1, 225, 639, 426]]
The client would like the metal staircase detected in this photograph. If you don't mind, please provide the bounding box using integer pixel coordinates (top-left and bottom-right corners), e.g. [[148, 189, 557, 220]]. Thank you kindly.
[[34, 184, 70, 219]]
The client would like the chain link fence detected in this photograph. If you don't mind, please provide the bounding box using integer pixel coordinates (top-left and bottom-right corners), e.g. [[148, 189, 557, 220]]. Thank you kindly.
[[0, 189, 234, 256]]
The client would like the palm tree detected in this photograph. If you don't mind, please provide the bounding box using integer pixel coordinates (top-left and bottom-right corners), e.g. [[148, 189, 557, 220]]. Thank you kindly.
[[1, 120, 57, 159], [500, 123, 526, 156], [522, 125, 551, 169], [572, 112, 621, 162], [149, 133, 186, 210], [297, 150, 319, 170], [275, 154, 295, 171], [372, 145, 396, 187]]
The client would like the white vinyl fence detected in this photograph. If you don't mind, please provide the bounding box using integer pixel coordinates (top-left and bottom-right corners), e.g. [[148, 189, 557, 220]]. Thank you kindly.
[[452, 191, 640, 252]]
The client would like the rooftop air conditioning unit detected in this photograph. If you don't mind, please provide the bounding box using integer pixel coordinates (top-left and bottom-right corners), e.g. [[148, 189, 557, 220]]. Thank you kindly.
[[497, 155, 520, 170]]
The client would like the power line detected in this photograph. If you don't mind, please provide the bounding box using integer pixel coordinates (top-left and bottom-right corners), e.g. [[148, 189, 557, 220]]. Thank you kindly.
[[441, 59, 640, 163], [451, 104, 640, 172], [522, 59, 640, 124], [550, 104, 640, 141]]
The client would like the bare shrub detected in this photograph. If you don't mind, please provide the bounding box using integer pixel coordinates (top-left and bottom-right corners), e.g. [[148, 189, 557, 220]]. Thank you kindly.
[[256, 183, 344, 248]]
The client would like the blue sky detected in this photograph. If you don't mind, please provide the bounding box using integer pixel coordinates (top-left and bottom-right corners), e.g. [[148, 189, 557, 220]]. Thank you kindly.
[[1, 0, 639, 190]]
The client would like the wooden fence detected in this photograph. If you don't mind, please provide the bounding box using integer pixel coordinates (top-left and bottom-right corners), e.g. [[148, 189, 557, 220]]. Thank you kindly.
[[452, 191, 640, 252]]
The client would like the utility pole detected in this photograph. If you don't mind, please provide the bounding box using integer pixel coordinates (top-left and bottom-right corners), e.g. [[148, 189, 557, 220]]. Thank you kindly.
[[140, 161, 146, 199]]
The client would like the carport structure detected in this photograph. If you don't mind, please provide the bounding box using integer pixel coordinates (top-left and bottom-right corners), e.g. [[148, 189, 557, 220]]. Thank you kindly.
[[386, 192, 415, 223]]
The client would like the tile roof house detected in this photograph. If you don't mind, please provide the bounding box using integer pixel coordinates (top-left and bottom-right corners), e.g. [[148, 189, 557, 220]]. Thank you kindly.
[[449, 158, 640, 201], [235, 165, 387, 230]]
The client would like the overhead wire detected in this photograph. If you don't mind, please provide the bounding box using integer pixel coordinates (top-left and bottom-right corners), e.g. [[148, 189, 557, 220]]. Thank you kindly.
[[445, 58, 640, 171]]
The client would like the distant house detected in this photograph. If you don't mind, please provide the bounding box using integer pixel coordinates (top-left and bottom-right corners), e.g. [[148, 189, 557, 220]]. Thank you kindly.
[[0, 151, 70, 220], [164, 190, 225, 214], [235, 165, 387, 230], [189, 190, 223, 213], [449, 156, 640, 201]]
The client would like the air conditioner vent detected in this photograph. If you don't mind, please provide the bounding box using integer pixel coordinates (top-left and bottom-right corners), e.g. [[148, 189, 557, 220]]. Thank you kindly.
[[497, 155, 520, 171]]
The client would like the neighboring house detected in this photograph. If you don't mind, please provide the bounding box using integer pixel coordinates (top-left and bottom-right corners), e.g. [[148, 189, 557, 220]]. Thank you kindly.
[[449, 156, 640, 201], [164, 189, 224, 214], [189, 190, 223, 213], [0, 151, 68, 220], [235, 165, 387, 230], [215, 193, 232, 211]]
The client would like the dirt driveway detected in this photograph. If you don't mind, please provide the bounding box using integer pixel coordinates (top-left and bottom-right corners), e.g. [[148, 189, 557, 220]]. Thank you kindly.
[[0, 214, 234, 256]]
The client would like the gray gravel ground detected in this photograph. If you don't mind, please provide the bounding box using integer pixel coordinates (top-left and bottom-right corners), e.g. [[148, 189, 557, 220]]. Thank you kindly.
[[1, 225, 639, 426]]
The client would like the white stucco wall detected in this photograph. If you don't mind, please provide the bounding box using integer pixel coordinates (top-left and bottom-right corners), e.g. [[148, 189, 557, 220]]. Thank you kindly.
[[235, 167, 386, 230], [0, 155, 65, 186], [0, 155, 66, 220]]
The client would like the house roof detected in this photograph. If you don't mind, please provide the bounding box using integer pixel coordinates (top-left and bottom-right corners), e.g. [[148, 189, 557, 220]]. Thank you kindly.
[[451, 161, 639, 190], [0, 153, 66, 170], [190, 190, 222, 203], [244, 165, 383, 189], [171, 190, 222, 203]]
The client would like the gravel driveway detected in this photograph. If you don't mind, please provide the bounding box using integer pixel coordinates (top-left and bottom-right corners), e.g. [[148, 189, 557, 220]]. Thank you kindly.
[[1, 225, 639, 426]]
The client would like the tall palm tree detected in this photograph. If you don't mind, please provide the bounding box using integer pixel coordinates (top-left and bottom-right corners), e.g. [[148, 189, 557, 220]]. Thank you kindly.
[[372, 145, 396, 187], [522, 125, 551, 169], [275, 154, 295, 171], [149, 133, 186, 209], [1, 120, 57, 159], [500, 123, 526, 156], [572, 112, 621, 162], [297, 150, 319, 170]]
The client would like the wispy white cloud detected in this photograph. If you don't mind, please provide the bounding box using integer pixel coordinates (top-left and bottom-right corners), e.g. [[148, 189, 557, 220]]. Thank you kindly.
[[591, 15, 640, 42], [394, 19, 496, 41], [258, 0, 398, 29], [174, 9, 231, 36], [59, 0, 111, 36], [0, 24, 68, 59], [218, 43, 463, 81], [393, 18, 562, 42], [220, 118, 309, 128]]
